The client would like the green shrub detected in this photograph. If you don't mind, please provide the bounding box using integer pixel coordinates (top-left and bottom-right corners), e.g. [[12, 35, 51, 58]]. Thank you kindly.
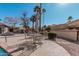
[[45, 27, 51, 32], [48, 32, 57, 40]]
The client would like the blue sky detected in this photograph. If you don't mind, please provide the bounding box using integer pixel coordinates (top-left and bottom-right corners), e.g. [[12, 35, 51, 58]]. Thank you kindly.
[[0, 3, 79, 26], [43, 3, 79, 25]]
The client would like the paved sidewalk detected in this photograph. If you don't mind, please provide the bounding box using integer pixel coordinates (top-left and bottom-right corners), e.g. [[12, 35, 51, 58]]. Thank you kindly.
[[55, 38, 79, 56], [30, 40, 70, 56]]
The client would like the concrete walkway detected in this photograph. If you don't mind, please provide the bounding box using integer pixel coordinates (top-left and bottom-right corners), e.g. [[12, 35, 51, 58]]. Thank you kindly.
[[30, 40, 70, 56], [55, 38, 79, 56]]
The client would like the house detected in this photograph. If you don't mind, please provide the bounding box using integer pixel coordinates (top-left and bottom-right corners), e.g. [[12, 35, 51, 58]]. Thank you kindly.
[[67, 19, 79, 30], [49, 24, 68, 31], [0, 22, 9, 34], [49, 19, 79, 31]]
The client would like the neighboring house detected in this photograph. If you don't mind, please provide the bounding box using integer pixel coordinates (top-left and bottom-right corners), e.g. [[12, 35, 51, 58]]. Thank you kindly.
[[67, 19, 79, 30], [49, 24, 68, 31], [49, 19, 79, 31], [0, 22, 9, 34], [19, 26, 30, 33]]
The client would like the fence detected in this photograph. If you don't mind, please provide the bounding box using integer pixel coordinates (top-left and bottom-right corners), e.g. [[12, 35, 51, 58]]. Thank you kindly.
[[54, 30, 79, 41]]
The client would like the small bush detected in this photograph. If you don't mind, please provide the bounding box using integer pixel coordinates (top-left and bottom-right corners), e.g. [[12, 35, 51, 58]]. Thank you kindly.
[[45, 26, 51, 32], [48, 32, 57, 40]]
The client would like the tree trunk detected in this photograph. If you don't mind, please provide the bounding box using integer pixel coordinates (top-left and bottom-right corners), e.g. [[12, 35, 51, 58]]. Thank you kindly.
[[33, 21, 34, 30], [43, 13, 44, 26], [35, 19, 38, 32], [23, 27, 27, 39], [5, 34, 7, 42], [39, 3, 42, 31], [3, 27, 7, 43]]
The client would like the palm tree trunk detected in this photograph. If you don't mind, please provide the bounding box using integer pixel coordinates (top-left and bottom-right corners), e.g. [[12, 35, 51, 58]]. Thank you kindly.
[[43, 13, 45, 26], [33, 21, 34, 30], [39, 3, 42, 31], [35, 20, 38, 32]]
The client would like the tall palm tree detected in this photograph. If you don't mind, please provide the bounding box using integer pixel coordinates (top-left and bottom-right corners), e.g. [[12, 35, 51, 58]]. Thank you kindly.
[[34, 5, 41, 31], [30, 15, 36, 30], [34, 4, 46, 31]]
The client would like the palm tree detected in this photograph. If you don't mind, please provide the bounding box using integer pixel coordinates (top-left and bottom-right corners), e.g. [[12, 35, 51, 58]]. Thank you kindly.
[[67, 16, 73, 23], [30, 15, 36, 31], [34, 6, 41, 14], [34, 4, 46, 31], [34, 6, 40, 31]]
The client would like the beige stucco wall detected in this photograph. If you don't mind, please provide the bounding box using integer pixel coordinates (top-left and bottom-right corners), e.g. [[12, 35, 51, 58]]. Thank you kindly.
[[55, 30, 77, 41]]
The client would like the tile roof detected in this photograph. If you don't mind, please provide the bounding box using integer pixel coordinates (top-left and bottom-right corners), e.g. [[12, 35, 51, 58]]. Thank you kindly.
[[0, 22, 6, 26]]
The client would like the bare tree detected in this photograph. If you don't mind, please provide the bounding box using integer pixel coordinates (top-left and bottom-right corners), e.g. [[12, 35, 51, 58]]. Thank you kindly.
[[3, 17, 17, 43], [4, 17, 17, 27], [20, 13, 30, 39], [4, 17, 17, 32]]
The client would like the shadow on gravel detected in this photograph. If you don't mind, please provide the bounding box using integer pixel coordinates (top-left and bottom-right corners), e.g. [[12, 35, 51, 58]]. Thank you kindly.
[[57, 37, 79, 45]]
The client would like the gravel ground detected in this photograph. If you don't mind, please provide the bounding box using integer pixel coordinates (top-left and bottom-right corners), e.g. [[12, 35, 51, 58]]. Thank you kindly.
[[55, 38, 79, 56], [0, 33, 43, 56]]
